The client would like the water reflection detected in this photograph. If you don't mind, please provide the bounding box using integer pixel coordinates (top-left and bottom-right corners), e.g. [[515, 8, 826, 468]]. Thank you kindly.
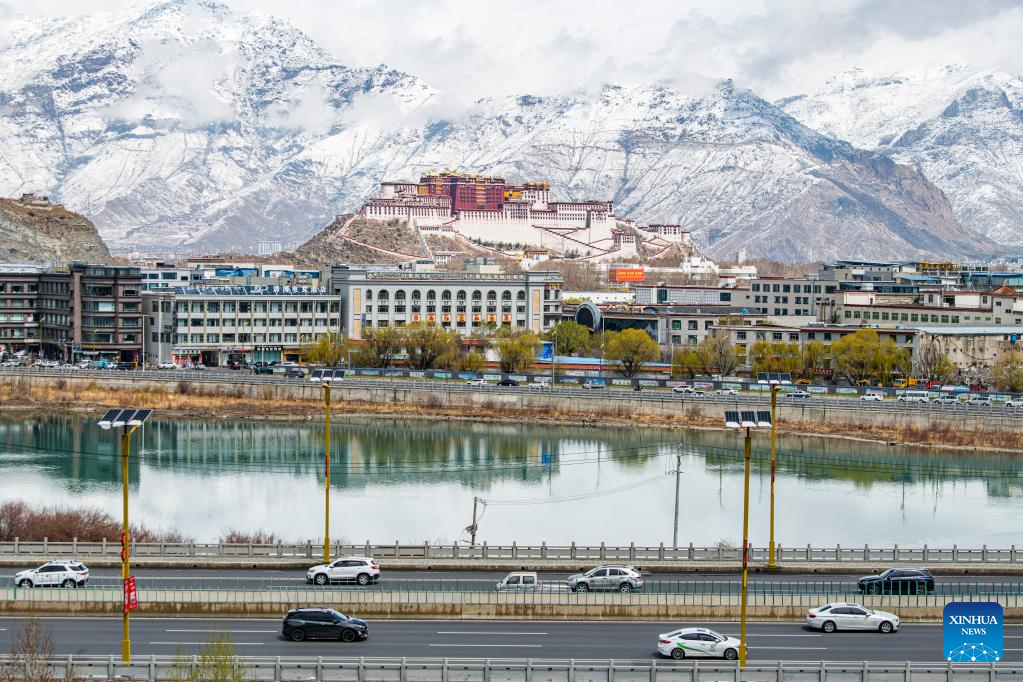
[[0, 414, 1020, 546]]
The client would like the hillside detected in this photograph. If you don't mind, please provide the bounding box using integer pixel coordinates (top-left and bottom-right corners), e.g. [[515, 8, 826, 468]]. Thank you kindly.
[[0, 196, 110, 264]]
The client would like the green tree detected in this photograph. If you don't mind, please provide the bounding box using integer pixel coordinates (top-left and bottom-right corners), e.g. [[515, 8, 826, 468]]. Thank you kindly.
[[404, 323, 459, 370], [799, 340, 827, 380], [991, 350, 1023, 392], [831, 329, 878, 384], [494, 332, 541, 373], [605, 328, 659, 377], [457, 349, 487, 373], [749, 341, 800, 375], [698, 331, 739, 376], [359, 326, 404, 368], [672, 347, 703, 379], [169, 632, 249, 682], [543, 321, 592, 356], [303, 332, 345, 366]]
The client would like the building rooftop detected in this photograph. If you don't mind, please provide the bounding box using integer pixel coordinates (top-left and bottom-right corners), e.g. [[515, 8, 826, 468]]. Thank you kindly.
[[912, 326, 1023, 336]]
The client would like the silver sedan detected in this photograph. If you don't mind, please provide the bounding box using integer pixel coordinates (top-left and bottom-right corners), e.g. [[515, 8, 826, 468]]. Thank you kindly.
[[806, 603, 900, 633]]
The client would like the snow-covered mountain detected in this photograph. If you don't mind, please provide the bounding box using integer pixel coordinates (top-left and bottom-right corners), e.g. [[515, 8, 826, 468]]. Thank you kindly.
[[0, 1, 1002, 261], [782, 66, 1023, 248]]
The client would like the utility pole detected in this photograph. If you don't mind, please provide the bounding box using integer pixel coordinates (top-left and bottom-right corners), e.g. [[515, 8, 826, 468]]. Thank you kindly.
[[769, 385, 779, 568], [323, 382, 332, 563], [739, 426, 752, 668], [469, 496, 480, 545], [550, 329, 557, 385], [672, 451, 682, 548]]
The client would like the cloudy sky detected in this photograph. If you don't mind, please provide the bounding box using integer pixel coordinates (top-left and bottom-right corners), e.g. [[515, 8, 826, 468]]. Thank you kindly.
[[5, 0, 1023, 100]]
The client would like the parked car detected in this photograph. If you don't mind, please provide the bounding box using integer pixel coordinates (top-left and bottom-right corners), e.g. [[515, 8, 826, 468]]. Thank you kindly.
[[672, 386, 707, 397], [281, 608, 368, 642], [227, 361, 243, 370], [466, 378, 488, 387], [859, 393, 884, 402], [495, 571, 541, 591], [657, 627, 740, 660], [786, 391, 811, 399], [114, 362, 133, 370], [857, 568, 934, 595], [965, 395, 993, 407], [806, 603, 899, 633], [566, 565, 643, 592], [306, 556, 380, 586], [497, 379, 518, 387], [14, 561, 89, 588]]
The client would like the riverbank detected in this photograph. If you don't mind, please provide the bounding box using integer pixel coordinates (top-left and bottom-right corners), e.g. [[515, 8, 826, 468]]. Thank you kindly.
[[0, 373, 1018, 452]]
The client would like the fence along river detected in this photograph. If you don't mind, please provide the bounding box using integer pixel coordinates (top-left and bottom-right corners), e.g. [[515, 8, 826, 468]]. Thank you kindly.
[[0, 414, 1020, 547]]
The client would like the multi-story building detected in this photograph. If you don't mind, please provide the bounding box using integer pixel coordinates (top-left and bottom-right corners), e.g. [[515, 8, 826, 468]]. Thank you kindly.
[[570, 301, 766, 348], [143, 284, 341, 367], [69, 263, 143, 364], [713, 323, 917, 365], [0, 265, 71, 358], [331, 259, 562, 339], [750, 277, 838, 317]]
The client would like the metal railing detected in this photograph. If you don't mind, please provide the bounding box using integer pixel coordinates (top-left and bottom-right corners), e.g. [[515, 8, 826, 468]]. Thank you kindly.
[[1, 540, 1020, 565], [0, 655, 1014, 682]]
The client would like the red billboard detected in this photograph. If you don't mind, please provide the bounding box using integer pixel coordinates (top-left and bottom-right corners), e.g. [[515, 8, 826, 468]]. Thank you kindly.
[[123, 576, 138, 612], [610, 267, 645, 283]]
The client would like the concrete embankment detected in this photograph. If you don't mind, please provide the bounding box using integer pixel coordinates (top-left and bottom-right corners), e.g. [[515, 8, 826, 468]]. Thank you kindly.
[[1, 373, 1018, 447], [4, 590, 1013, 621]]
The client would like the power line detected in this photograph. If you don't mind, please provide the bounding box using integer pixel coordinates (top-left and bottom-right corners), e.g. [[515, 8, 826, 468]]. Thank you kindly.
[[483, 474, 673, 505]]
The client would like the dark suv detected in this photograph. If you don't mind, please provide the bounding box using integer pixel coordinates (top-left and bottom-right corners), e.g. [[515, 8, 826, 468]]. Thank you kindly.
[[281, 608, 368, 642], [857, 568, 934, 595]]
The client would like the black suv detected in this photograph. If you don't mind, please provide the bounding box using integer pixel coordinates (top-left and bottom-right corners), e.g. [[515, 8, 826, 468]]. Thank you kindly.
[[282, 608, 368, 642], [857, 568, 934, 595]]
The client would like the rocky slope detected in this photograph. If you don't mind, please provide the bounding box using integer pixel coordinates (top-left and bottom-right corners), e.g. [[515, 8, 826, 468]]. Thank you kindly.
[[0, 1, 1006, 260], [0, 196, 111, 264], [781, 66, 1023, 247]]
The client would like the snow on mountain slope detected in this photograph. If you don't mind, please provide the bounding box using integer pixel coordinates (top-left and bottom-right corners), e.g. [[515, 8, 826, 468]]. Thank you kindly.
[[0, 1, 999, 260], [782, 66, 1023, 247]]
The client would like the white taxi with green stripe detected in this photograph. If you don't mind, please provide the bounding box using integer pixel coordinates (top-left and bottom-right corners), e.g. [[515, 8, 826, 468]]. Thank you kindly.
[[657, 627, 741, 660]]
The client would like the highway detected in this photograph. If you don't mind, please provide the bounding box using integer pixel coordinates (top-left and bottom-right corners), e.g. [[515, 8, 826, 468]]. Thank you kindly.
[[0, 616, 1018, 661], [59, 568, 1023, 595]]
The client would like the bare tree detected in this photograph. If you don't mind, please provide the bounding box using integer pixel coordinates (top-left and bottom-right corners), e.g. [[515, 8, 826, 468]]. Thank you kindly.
[[1, 620, 59, 682]]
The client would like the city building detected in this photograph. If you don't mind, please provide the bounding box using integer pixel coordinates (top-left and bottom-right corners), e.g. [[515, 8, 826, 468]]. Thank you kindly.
[[0, 264, 71, 359], [331, 258, 562, 339], [69, 263, 143, 364], [914, 326, 1023, 375]]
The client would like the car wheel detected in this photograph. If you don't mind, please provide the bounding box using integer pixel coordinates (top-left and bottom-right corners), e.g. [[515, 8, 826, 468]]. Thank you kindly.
[[340, 629, 357, 643], [879, 621, 893, 634], [314, 573, 328, 586], [822, 620, 836, 633], [290, 629, 306, 642], [723, 648, 738, 661], [618, 583, 633, 593], [61, 579, 76, 588], [356, 573, 370, 586], [576, 583, 590, 592], [18, 579, 32, 588], [670, 648, 686, 660]]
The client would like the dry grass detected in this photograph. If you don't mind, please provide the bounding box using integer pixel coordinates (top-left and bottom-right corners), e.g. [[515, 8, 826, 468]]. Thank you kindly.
[[1, 376, 1019, 451]]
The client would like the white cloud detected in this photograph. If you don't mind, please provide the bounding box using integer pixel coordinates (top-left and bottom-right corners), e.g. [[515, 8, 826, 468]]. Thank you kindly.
[[11, 0, 1023, 102]]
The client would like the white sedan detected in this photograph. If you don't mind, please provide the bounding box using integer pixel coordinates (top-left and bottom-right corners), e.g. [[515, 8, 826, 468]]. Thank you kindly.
[[716, 388, 738, 396], [466, 379, 488, 387], [860, 393, 884, 401], [806, 603, 899, 633], [657, 627, 741, 660]]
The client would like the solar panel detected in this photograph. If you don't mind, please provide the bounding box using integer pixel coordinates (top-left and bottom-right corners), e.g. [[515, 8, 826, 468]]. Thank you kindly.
[[768, 372, 780, 381], [756, 410, 773, 428], [740, 410, 757, 428], [757, 372, 768, 381], [724, 410, 740, 429], [129, 409, 152, 426], [97, 408, 120, 430], [780, 373, 792, 382]]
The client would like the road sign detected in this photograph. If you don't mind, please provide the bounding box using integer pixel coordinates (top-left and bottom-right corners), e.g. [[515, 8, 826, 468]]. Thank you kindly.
[[123, 576, 138, 613]]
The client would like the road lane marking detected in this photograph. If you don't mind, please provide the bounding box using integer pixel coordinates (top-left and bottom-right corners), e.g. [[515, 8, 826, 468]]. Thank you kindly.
[[725, 634, 821, 637], [436, 631, 548, 636], [748, 647, 828, 650], [165, 629, 276, 633], [149, 642, 266, 646], [428, 644, 543, 648]]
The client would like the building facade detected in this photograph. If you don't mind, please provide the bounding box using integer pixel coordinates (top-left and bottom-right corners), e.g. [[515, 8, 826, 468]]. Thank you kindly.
[[0, 265, 71, 358], [331, 261, 563, 339]]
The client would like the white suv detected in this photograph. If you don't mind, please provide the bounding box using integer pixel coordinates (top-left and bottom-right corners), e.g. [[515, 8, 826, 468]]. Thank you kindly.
[[306, 556, 380, 586], [15, 561, 90, 588]]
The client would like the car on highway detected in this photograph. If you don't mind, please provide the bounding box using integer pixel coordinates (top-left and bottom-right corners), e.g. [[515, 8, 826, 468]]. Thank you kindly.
[[566, 565, 643, 592], [284, 366, 306, 378], [806, 602, 900, 633], [252, 363, 274, 375], [497, 379, 518, 387], [716, 388, 739, 396], [495, 571, 541, 591], [581, 381, 605, 389], [857, 568, 934, 595], [671, 386, 707, 396], [528, 380, 550, 389], [786, 391, 811, 399], [932, 394, 961, 405], [14, 560, 90, 588], [466, 378, 488, 387], [306, 556, 381, 586], [964, 395, 993, 407], [157, 362, 177, 370], [897, 390, 930, 403], [657, 627, 741, 660], [1005, 399, 1023, 408], [281, 607, 368, 642], [859, 393, 884, 401]]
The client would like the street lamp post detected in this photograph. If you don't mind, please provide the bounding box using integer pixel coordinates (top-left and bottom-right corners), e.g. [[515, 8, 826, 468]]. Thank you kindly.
[[769, 385, 779, 568], [98, 408, 153, 664], [724, 408, 771, 669], [322, 382, 332, 563]]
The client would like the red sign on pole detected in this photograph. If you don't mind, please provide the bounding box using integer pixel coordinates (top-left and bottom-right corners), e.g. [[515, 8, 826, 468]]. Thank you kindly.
[[123, 576, 138, 613]]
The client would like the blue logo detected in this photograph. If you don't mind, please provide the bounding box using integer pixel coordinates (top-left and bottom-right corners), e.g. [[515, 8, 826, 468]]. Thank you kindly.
[[943, 602, 1002, 662]]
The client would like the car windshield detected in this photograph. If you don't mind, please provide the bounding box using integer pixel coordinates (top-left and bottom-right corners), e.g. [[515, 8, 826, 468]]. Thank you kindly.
[[326, 609, 347, 621], [879, 569, 895, 578]]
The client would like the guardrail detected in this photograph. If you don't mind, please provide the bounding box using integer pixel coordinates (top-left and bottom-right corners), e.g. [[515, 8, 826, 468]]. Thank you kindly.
[[3, 367, 1022, 421], [2, 540, 1020, 565], [0, 655, 1013, 682]]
